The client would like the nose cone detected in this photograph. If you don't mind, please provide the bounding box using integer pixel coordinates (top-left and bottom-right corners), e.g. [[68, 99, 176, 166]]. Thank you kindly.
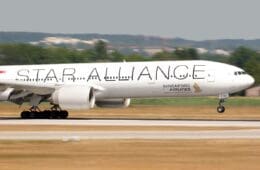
[[232, 74, 255, 93], [248, 75, 255, 87], [242, 75, 255, 89]]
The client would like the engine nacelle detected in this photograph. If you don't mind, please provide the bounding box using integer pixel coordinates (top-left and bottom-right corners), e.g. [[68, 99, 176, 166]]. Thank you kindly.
[[51, 86, 95, 110], [0, 88, 14, 101], [95, 98, 131, 108]]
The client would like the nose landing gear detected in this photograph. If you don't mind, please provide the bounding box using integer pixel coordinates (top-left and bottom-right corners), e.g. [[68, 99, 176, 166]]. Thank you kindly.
[[217, 99, 225, 113], [217, 94, 229, 113]]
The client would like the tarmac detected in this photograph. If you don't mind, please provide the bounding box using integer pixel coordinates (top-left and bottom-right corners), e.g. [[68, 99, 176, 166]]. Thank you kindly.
[[0, 119, 260, 127], [0, 119, 260, 140], [0, 130, 260, 140]]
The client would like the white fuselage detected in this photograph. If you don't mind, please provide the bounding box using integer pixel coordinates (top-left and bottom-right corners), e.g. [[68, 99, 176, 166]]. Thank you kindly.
[[0, 60, 254, 100]]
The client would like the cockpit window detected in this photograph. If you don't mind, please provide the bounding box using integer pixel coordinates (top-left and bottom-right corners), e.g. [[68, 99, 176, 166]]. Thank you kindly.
[[234, 71, 247, 76]]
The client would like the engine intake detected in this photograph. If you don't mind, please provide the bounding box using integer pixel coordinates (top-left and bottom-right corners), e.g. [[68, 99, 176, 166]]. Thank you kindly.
[[51, 86, 95, 110], [0, 88, 14, 101]]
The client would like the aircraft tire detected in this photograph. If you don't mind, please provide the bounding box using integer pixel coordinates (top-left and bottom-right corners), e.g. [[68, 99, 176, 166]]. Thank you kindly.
[[49, 110, 68, 119], [21, 111, 30, 119], [217, 106, 225, 113], [20, 110, 69, 119], [60, 110, 69, 119], [49, 111, 58, 119], [29, 111, 36, 119]]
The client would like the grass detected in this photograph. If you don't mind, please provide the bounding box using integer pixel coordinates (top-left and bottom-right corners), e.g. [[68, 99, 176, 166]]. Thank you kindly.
[[132, 97, 260, 106], [0, 97, 259, 108]]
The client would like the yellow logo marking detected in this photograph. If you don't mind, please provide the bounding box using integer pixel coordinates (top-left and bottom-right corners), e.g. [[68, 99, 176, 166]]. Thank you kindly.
[[193, 83, 202, 93]]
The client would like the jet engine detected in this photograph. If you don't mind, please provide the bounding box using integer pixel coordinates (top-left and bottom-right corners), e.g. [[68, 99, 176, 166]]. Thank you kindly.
[[95, 98, 131, 108], [51, 86, 95, 110], [0, 88, 14, 101]]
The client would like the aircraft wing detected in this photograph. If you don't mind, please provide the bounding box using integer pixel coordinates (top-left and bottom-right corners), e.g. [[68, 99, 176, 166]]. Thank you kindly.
[[0, 80, 105, 105], [0, 80, 56, 95]]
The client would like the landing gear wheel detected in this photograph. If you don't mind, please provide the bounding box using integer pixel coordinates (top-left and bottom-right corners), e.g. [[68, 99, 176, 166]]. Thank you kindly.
[[49, 110, 68, 119], [21, 111, 30, 119], [50, 111, 59, 119], [20, 106, 69, 119], [217, 106, 225, 113], [29, 111, 36, 119], [60, 110, 69, 119], [42, 110, 51, 119]]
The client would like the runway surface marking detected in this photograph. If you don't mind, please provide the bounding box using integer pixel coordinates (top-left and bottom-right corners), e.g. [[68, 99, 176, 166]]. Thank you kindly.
[[0, 129, 260, 141], [0, 129, 260, 140], [0, 119, 259, 140], [0, 119, 260, 127]]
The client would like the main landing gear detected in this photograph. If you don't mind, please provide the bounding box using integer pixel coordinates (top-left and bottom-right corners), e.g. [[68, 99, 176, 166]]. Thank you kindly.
[[217, 94, 229, 113], [20, 106, 69, 119]]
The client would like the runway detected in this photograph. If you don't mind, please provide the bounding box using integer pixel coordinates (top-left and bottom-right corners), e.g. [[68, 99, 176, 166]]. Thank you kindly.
[[0, 119, 260, 140], [0, 130, 260, 140], [0, 119, 260, 127]]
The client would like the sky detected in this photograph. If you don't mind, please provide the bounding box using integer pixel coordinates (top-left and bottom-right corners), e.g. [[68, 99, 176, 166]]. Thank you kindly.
[[0, 0, 260, 40]]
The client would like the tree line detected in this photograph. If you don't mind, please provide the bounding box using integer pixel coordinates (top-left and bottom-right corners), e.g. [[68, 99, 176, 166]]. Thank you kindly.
[[0, 41, 259, 85]]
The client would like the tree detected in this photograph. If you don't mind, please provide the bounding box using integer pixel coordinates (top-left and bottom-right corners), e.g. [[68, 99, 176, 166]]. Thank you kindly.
[[174, 48, 199, 60], [110, 51, 125, 61], [229, 47, 255, 68], [0, 44, 49, 65], [94, 40, 108, 61], [244, 56, 260, 85], [229, 46, 260, 85], [125, 54, 146, 61], [152, 51, 177, 61]]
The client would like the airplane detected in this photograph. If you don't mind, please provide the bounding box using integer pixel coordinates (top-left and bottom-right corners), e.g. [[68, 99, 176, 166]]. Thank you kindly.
[[0, 60, 255, 119]]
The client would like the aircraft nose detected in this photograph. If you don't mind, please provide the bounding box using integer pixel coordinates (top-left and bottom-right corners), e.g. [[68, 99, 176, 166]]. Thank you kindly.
[[248, 75, 255, 87], [243, 75, 255, 89]]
